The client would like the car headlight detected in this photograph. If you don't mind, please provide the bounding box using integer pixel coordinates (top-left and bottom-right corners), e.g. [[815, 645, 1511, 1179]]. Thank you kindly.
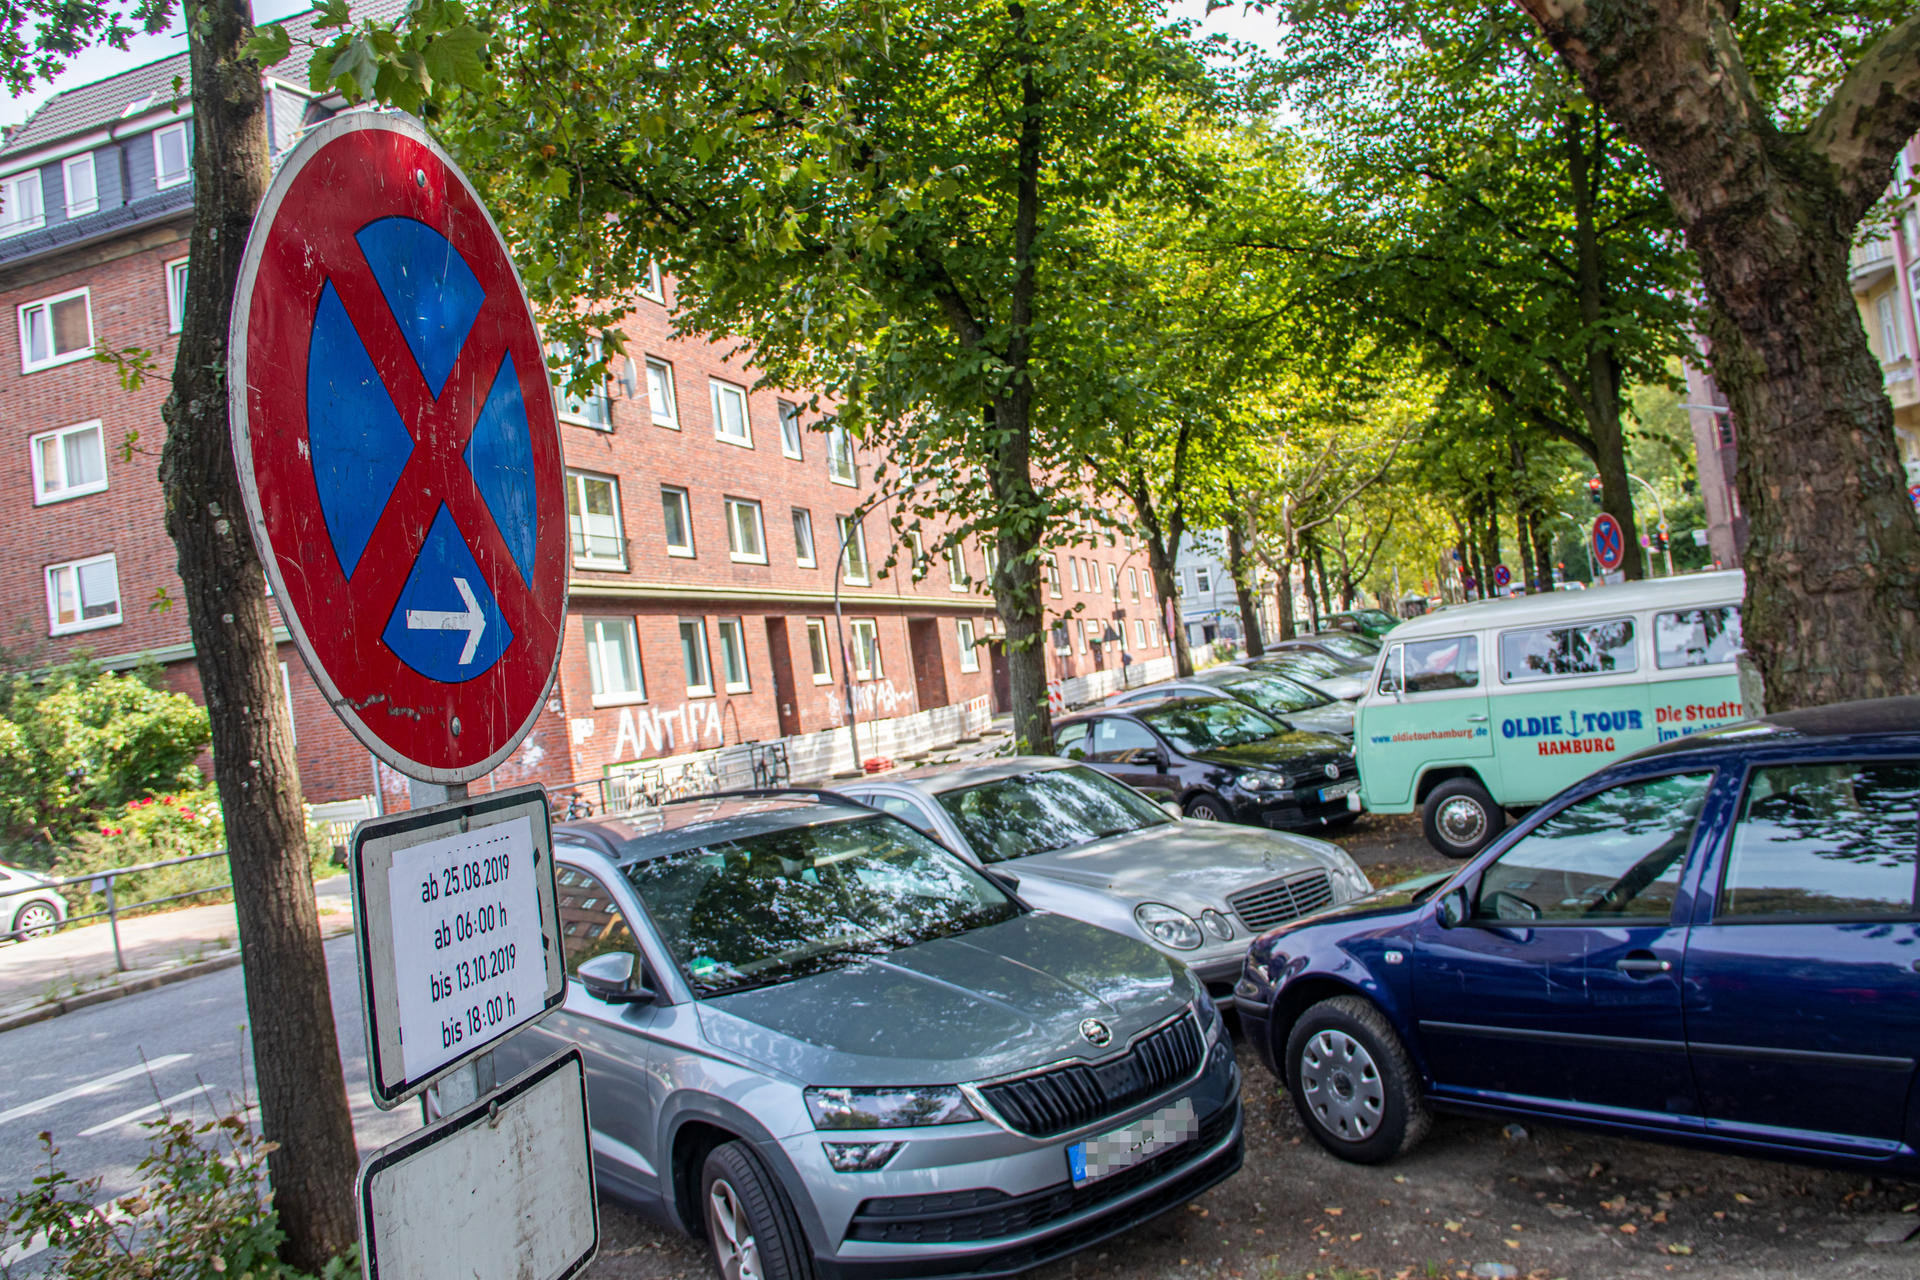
[[1199, 908, 1235, 942], [1134, 902, 1204, 950], [1237, 771, 1289, 792], [805, 1086, 978, 1130]]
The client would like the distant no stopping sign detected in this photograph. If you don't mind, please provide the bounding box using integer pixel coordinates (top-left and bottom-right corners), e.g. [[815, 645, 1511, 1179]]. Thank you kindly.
[[1591, 513, 1625, 573]]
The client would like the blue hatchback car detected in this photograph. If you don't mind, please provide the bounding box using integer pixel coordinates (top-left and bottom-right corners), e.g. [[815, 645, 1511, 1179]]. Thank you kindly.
[[1234, 697, 1920, 1173]]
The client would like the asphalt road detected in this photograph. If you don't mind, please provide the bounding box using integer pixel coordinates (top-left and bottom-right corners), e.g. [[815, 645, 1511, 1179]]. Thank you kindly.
[[0, 933, 418, 1269]]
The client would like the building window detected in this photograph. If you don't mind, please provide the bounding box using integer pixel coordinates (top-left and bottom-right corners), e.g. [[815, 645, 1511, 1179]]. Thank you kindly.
[[550, 342, 612, 430], [679, 619, 714, 695], [30, 421, 107, 504], [1052, 622, 1071, 655], [849, 619, 883, 680], [805, 618, 832, 683], [716, 618, 750, 692], [1068, 557, 1082, 592], [661, 486, 695, 557], [983, 544, 999, 584], [1046, 555, 1061, 598], [153, 122, 190, 189], [584, 616, 645, 706], [638, 259, 664, 303], [46, 553, 120, 634], [166, 257, 189, 334], [945, 545, 971, 591], [1878, 293, 1909, 361], [792, 508, 817, 567], [0, 169, 45, 237], [1106, 564, 1119, 599], [645, 358, 679, 428], [777, 400, 803, 459], [1076, 621, 1089, 653], [19, 288, 93, 372], [710, 379, 752, 446], [62, 154, 97, 218], [724, 498, 767, 562], [566, 471, 626, 568], [838, 515, 869, 584], [1194, 565, 1212, 594], [828, 425, 857, 485], [1134, 618, 1146, 647], [957, 618, 980, 672], [1128, 567, 1140, 602]]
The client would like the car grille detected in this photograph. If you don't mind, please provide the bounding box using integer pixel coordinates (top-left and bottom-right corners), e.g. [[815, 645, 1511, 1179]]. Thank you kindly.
[[846, 1099, 1239, 1244], [972, 1014, 1204, 1139], [1229, 869, 1335, 932]]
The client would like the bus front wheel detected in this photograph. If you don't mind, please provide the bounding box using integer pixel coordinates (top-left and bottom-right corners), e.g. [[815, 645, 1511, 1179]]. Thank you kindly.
[[1421, 778, 1504, 858]]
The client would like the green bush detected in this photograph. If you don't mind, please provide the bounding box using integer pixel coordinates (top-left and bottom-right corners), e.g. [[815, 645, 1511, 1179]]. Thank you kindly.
[[54, 790, 231, 920], [1, 1109, 354, 1280]]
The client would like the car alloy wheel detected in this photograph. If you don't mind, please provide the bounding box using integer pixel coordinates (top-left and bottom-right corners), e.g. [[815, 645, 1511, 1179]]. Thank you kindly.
[[1298, 1028, 1384, 1141], [12, 902, 56, 939], [706, 1177, 763, 1280], [1185, 797, 1225, 821]]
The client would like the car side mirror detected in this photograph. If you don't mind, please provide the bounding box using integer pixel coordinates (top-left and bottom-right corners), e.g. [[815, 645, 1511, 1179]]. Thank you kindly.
[[981, 866, 1021, 894], [1153, 749, 1171, 770], [1436, 886, 1470, 929], [577, 951, 655, 1004], [1161, 801, 1182, 820]]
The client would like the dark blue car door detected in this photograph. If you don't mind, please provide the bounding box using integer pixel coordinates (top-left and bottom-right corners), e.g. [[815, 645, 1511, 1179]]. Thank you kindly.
[[1412, 769, 1721, 1124], [1682, 755, 1920, 1157]]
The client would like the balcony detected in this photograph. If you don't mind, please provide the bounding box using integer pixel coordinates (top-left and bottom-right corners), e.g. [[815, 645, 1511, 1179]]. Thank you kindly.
[[1852, 236, 1897, 288]]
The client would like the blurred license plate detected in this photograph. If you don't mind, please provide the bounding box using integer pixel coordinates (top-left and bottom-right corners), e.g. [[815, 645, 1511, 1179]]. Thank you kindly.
[[1066, 1098, 1198, 1186], [1319, 780, 1358, 802]]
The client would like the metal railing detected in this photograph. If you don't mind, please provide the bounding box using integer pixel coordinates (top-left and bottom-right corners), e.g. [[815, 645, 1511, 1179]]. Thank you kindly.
[[546, 741, 793, 820], [0, 850, 231, 972]]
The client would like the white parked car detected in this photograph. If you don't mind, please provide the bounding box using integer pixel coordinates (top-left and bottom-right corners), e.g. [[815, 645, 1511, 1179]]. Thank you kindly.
[[1, 863, 68, 940]]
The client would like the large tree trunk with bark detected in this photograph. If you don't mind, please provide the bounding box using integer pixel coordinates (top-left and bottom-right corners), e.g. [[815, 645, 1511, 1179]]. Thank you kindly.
[[1142, 533, 1195, 677], [1514, 1, 1920, 708], [1226, 520, 1264, 656], [156, 0, 359, 1267]]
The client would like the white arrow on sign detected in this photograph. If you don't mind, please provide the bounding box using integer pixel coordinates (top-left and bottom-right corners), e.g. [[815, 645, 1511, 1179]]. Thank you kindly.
[[406, 577, 486, 664]]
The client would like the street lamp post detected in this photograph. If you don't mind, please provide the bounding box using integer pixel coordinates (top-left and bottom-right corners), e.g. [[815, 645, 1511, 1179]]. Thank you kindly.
[[1557, 510, 1598, 582], [1626, 472, 1674, 577]]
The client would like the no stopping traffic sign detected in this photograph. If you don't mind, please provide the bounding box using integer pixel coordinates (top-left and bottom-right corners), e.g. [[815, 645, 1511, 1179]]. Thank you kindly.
[[230, 114, 568, 782]]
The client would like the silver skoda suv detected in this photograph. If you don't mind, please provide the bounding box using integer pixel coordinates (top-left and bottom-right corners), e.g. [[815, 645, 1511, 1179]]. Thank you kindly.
[[494, 791, 1242, 1279]]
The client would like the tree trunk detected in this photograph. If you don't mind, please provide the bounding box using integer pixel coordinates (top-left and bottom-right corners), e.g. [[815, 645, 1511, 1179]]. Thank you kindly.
[[1142, 534, 1195, 677], [1531, 509, 1555, 590], [1226, 520, 1264, 657], [156, 0, 359, 1267], [1515, 506, 1537, 592], [1299, 542, 1321, 629], [1274, 556, 1297, 640], [1514, 1, 1920, 708]]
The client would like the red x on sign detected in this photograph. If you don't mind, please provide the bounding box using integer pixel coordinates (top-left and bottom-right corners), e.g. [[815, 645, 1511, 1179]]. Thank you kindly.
[[231, 114, 567, 783]]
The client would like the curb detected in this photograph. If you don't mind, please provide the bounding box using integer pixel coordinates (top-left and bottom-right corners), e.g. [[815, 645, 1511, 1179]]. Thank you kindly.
[[0, 922, 354, 1035]]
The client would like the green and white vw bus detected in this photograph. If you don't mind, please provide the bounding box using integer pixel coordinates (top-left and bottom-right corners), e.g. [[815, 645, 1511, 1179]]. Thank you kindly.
[[1354, 571, 1745, 856]]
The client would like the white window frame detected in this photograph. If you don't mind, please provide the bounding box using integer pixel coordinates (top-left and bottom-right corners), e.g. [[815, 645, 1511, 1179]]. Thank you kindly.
[[724, 497, 768, 563], [945, 544, 971, 591], [1068, 557, 1082, 592], [849, 618, 883, 681], [62, 154, 97, 218], [805, 618, 833, 683], [1195, 565, 1212, 594], [716, 618, 751, 692], [45, 552, 121, 635], [839, 515, 870, 585], [18, 287, 95, 373], [710, 378, 753, 447], [679, 619, 715, 696], [550, 341, 612, 430], [566, 470, 627, 569], [777, 400, 803, 460], [152, 122, 190, 189], [166, 257, 189, 334], [1128, 567, 1140, 602], [584, 616, 646, 707], [645, 358, 680, 429], [1053, 622, 1072, 655], [1046, 555, 1062, 598], [1134, 618, 1146, 647], [957, 618, 980, 672], [661, 486, 695, 558], [1076, 620, 1089, 653], [0, 169, 45, 237], [638, 259, 665, 303], [792, 507, 817, 567], [1879, 292, 1909, 361], [828, 425, 857, 485], [30, 420, 108, 504]]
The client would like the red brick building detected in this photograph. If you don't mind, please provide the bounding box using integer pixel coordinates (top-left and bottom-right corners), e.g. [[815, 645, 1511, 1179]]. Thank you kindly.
[[0, 12, 1179, 812]]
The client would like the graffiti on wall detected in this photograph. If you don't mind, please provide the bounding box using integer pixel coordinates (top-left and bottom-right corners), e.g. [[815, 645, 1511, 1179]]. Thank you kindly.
[[612, 700, 726, 759], [822, 679, 917, 725]]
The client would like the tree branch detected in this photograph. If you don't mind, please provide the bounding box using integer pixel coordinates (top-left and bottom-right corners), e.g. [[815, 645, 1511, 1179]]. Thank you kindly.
[[1810, 12, 1920, 219]]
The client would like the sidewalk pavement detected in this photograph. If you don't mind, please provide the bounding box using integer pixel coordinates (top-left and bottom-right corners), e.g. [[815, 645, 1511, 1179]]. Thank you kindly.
[[0, 875, 354, 1020]]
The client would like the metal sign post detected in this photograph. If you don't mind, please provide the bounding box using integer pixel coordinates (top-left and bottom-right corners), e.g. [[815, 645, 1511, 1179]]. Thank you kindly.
[[229, 111, 592, 1280]]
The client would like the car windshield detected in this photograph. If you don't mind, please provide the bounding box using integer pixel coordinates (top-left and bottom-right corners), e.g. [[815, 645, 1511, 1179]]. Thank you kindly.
[[1273, 650, 1348, 678], [1141, 700, 1286, 752], [936, 766, 1171, 863], [622, 815, 1019, 997], [1216, 673, 1331, 714], [1316, 633, 1378, 659]]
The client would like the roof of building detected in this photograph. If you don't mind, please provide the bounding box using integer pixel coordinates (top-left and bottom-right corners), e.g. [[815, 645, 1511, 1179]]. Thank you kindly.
[[2, 0, 404, 159]]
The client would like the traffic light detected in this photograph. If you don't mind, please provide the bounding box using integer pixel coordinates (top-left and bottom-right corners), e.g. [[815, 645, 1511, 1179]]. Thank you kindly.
[[1656, 529, 1670, 551], [1586, 476, 1603, 508]]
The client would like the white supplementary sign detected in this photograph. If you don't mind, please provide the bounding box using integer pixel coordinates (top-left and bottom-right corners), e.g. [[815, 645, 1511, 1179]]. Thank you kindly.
[[388, 813, 548, 1082], [352, 784, 565, 1108], [358, 1047, 597, 1280]]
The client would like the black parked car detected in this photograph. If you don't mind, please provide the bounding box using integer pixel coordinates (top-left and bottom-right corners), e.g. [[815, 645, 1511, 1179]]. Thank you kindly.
[[1055, 695, 1359, 829]]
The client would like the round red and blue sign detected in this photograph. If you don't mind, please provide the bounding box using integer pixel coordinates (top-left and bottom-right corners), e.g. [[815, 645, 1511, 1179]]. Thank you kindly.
[[1592, 512, 1625, 574], [230, 114, 567, 783]]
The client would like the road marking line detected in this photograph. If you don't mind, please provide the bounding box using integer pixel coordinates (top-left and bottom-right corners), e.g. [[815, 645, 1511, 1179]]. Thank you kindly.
[[78, 1085, 215, 1138], [0, 1055, 191, 1127]]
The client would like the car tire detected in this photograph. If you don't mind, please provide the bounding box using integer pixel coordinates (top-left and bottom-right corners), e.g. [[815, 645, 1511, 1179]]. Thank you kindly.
[[11, 901, 57, 939], [700, 1141, 813, 1280], [1184, 794, 1229, 822], [1421, 777, 1504, 858], [1284, 995, 1430, 1165]]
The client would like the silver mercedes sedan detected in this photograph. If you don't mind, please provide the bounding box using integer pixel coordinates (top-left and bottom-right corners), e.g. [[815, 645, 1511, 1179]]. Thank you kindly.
[[833, 758, 1373, 997]]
